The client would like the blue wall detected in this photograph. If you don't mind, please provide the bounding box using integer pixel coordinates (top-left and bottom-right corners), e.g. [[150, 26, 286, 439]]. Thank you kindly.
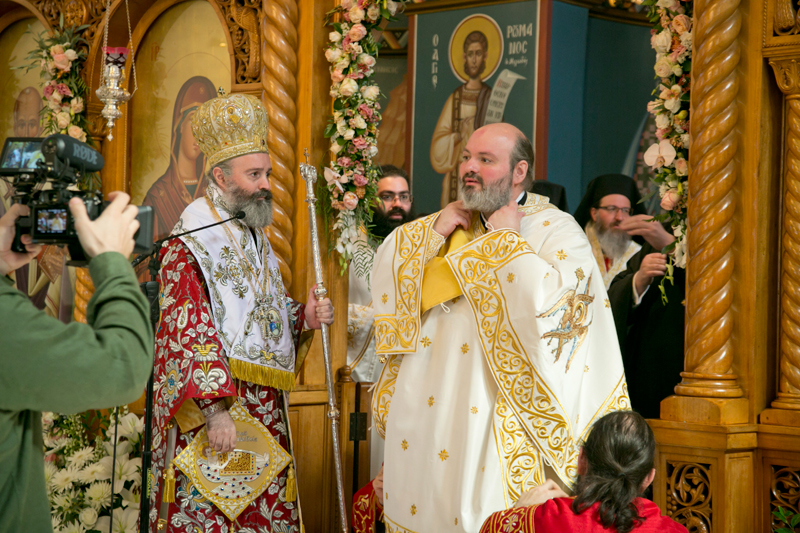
[[547, 2, 654, 213]]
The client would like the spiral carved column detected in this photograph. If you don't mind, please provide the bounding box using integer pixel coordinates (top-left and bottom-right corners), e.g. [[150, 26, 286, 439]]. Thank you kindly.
[[769, 59, 800, 410], [73, 268, 94, 324], [673, 0, 744, 398], [261, 0, 299, 287]]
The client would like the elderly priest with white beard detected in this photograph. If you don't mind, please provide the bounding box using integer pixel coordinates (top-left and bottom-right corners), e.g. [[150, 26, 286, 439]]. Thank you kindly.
[[370, 123, 629, 533]]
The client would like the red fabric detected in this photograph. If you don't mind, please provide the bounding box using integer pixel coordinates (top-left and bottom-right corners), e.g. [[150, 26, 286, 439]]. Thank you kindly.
[[604, 256, 613, 272], [480, 498, 688, 533], [352, 480, 384, 533], [147, 239, 307, 532]]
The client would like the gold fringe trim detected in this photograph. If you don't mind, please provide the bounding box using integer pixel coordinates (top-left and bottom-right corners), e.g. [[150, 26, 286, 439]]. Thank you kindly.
[[163, 465, 176, 503], [286, 464, 297, 502], [229, 358, 296, 392]]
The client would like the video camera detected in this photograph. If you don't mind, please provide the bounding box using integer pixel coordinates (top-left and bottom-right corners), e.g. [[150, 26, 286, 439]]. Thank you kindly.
[[0, 134, 154, 266]]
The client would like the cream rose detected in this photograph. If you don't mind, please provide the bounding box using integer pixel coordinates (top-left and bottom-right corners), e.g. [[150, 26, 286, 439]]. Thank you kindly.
[[68, 125, 86, 142], [56, 112, 71, 130], [70, 96, 84, 115], [64, 49, 78, 61], [343, 129, 356, 140], [343, 191, 359, 210], [331, 69, 345, 83], [325, 48, 342, 63], [671, 64, 683, 77], [341, 0, 355, 9], [360, 85, 380, 101], [334, 55, 351, 71], [331, 141, 343, 155], [655, 113, 671, 129], [387, 0, 399, 15], [79, 508, 98, 529], [367, 4, 380, 20], [654, 57, 673, 78], [329, 31, 342, 43], [339, 78, 359, 97], [348, 6, 365, 24], [49, 44, 64, 56], [651, 29, 672, 54], [672, 14, 692, 35], [674, 157, 688, 176], [52, 53, 71, 72], [352, 115, 367, 129], [357, 53, 376, 68]]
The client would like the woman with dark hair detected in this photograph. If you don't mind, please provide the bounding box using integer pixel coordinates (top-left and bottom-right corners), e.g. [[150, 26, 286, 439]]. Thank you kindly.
[[479, 411, 687, 533]]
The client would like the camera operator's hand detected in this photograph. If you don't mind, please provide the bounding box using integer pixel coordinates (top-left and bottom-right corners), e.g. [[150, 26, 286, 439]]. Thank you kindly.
[[70, 191, 139, 259], [0, 204, 43, 277]]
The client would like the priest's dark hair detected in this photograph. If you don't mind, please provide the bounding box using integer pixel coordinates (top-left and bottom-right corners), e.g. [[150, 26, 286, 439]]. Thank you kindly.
[[510, 132, 535, 191], [571, 410, 656, 533], [379, 164, 409, 185]]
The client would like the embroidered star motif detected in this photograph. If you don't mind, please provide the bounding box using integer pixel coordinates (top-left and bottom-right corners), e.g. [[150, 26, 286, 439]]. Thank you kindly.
[[411, 504, 417, 516], [421, 336, 431, 347], [576, 414, 580, 424], [556, 250, 567, 260], [455, 518, 458, 525], [461, 343, 469, 354], [428, 396, 435, 407], [507, 273, 515, 283], [471, 406, 478, 414], [545, 273, 550, 279], [439, 449, 449, 461], [575, 267, 585, 281], [585, 365, 589, 373], [401, 439, 408, 450], [482, 466, 485, 472], [605, 298, 610, 308], [381, 293, 388, 304], [543, 221, 550, 226]]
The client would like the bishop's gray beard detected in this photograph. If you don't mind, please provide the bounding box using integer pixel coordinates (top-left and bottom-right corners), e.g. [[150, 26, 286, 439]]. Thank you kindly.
[[224, 183, 273, 228], [460, 171, 513, 214], [590, 220, 632, 260]]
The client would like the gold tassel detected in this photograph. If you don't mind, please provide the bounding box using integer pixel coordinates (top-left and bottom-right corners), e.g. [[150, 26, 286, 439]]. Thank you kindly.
[[286, 465, 297, 502], [229, 358, 296, 392], [163, 465, 176, 503]]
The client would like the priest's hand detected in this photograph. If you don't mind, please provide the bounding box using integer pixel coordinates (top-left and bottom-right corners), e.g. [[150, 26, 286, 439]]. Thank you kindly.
[[206, 408, 237, 453], [486, 199, 523, 233], [0, 203, 43, 277], [305, 284, 334, 329], [633, 253, 668, 296], [433, 200, 471, 239], [373, 465, 384, 506], [513, 479, 569, 508], [618, 214, 674, 251], [70, 191, 140, 258]]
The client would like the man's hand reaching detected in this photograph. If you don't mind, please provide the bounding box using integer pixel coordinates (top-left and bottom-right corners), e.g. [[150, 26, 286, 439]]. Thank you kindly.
[[0, 204, 43, 277]]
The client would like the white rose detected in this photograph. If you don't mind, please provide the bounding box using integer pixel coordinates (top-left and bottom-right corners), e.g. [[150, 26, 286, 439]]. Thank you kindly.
[[651, 29, 672, 54], [343, 129, 355, 140], [654, 57, 673, 78], [79, 508, 98, 529], [369, 145, 379, 157], [655, 113, 671, 129], [360, 85, 380, 101], [357, 53, 376, 68], [681, 133, 691, 148], [56, 111, 71, 130], [387, 0, 399, 15], [331, 142, 343, 154], [339, 78, 359, 97], [336, 119, 348, 135], [329, 31, 342, 43], [64, 49, 78, 61], [664, 97, 681, 113], [352, 115, 367, 129], [672, 64, 683, 77], [680, 31, 692, 49], [325, 48, 342, 63], [334, 55, 350, 71], [367, 4, 380, 20], [349, 6, 365, 24]]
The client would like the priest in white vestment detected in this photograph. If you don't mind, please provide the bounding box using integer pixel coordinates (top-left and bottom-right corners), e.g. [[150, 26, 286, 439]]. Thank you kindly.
[[371, 123, 629, 533]]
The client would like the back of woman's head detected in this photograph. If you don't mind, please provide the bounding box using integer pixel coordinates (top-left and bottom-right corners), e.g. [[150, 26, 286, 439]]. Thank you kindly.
[[571, 410, 656, 533]]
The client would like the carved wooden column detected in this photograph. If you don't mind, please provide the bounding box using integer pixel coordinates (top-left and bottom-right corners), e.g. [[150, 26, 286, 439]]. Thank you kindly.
[[661, 0, 748, 424], [761, 58, 800, 427], [261, 0, 299, 287]]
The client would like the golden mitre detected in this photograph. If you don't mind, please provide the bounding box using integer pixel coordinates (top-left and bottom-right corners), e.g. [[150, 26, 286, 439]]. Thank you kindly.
[[191, 92, 269, 170]]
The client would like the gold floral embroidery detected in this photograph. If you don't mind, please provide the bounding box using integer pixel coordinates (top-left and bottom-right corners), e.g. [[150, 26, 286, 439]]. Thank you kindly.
[[372, 354, 404, 439], [507, 273, 515, 283], [556, 250, 567, 260], [425, 229, 446, 263], [428, 396, 435, 407], [461, 343, 469, 354], [605, 298, 610, 308], [519, 193, 557, 216], [439, 450, 449, 461], [447, 229, 579, 481], [536, 275, 595, 373], [575, 267, 585, 281], [401, 439, 408, 450], [471, 406, 478, 414], [493, 394, 545, 505], [543, 221, 550, 226], [421, 336, 431, 347], [381, 293, 388, 304], [584, 365, 589, 373], [411, 504, 417, 516]]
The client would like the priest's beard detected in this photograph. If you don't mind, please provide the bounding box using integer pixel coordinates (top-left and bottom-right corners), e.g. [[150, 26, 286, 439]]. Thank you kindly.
[[372, 206, 413, 239], [589, 219, 631, 260], [460, 170, 513, 214], [224, 182, 273, 228]]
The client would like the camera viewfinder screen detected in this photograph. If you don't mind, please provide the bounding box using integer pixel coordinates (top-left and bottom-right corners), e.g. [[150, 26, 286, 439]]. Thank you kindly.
[[1, 139, 43, 171], [35, 208, 68, 235]]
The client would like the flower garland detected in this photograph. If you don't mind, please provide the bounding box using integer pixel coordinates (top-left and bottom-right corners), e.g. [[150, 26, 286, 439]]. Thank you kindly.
[[643, 0, 693, 300], [321, 0, 404, 268], [22, 20, 92, 145], [43, 410, 145, 533]]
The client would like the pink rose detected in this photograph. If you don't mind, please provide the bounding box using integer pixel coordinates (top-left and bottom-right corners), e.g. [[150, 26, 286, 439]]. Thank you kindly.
[[357, 53, 376, 68], [353, 137, 369, 150], [348, 24, 367, 42], [674, 157, 688, 176], [672, 14, 692, 34], [655, 128, 668, 141], [660, 189, 681, 211], [331, 69, 345, 83], [337, 156, 353, 168], [353, 174, 367, 186], [342, 191, 359, 210], [55, 83, 72, 96], [341, 0, 355, 9], [43, 83, 55, 98], [68, 125, 86, 142], [52, 53, 71, 72], [70, 96, 84, 114]]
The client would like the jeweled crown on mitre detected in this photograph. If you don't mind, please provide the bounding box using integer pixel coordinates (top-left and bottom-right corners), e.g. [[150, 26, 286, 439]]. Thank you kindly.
[[191, 91, 269, 170]]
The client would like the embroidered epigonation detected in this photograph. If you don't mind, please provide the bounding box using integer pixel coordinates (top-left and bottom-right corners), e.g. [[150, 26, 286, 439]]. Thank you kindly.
[[438, 450, 449, 461]]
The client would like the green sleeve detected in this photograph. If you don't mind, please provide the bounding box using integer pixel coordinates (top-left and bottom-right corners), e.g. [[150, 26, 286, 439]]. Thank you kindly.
[[0, 252, 154, 413]]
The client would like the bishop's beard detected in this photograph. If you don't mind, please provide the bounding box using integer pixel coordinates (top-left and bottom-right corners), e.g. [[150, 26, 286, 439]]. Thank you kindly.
[[224, 182, 273, 228], [589, 220, 632, 260]]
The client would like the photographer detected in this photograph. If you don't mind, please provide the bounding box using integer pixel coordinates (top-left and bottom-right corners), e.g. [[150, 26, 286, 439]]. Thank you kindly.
[[0, 192, 153, 532]]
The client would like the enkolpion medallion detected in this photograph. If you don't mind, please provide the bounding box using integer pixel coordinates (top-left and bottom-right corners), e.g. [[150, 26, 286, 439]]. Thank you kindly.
[[173, 402, 292, 521]]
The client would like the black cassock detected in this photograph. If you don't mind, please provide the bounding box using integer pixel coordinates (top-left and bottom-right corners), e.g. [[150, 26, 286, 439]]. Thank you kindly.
[[607, 243, 685, 419]]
